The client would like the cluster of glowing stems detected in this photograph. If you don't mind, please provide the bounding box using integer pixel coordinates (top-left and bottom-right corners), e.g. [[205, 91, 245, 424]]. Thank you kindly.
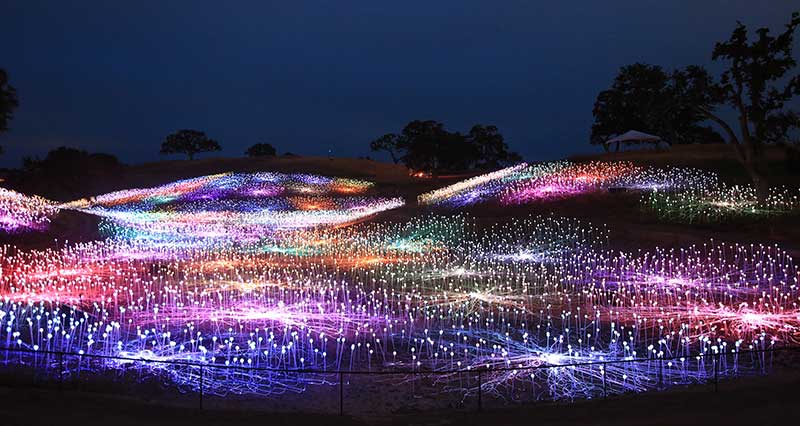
[[644, 183, 800, 223], [0, 188, 58, 232], [0, 167, 797, 402], [1, 213, 797, 398], [3, 172, 404, 240], [79, 173, 405, 241], [418, 160, 799, 224], [418, 161, 719, 207]]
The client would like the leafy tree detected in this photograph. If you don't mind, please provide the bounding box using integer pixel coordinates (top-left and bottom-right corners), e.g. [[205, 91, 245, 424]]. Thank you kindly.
[[591, 63, 722, 151], [467, 124, 523, 169], [396, 120, 466, 172], [675, 12, 800, 202], [160, 129, 221, 160], [23, 146, 120, 175], [369, 120, 521, 173], [762, 110, 800, 145], [0, 68, 19, 155], [369, 134, 401, 164], [686, 125, 726, 145], [245, 142, 277, 157], [18, 147, 122, 199], [591, 63, 670, 147]]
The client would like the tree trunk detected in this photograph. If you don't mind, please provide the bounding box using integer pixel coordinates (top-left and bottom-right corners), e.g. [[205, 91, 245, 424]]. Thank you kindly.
[[743, 150, 770, 205], [188, 152, 195, 161], [745, 165, 769, 205], [701, 109, 770, 205]]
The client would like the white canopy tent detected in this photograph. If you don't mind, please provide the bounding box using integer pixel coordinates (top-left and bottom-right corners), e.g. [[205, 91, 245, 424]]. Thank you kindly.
[[604, 130, 663, 152]]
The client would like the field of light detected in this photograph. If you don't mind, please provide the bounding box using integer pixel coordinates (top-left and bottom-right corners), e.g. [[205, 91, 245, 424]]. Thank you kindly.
[[418, 160, 800, 223], [0, 166, 798, 403]]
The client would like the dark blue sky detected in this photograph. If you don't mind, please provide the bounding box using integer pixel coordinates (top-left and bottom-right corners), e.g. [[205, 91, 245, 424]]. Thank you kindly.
[[1, 1, 798, 167]]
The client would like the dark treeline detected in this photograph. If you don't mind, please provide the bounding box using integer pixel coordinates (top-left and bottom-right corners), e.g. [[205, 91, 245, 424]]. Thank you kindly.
[[369, 120, 521, 174], [3, 147, 123, 199], [591, 62, 725, 150], [0, 68, 18, 157]]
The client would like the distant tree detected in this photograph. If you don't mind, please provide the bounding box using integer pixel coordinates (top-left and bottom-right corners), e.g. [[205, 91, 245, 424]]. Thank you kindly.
[[23, 146, 121, 176], [0, 69, 19, 155], [674, 12, 800, 202], [591, 63, 722, 150], [762, 110, 800, 145], [369, 120, 521, 173], [396, 120, 455, 172], [467, 124, 523, 169], [16, 147, 121, 199], [160, 129, 221, 160], [685, 125, 726, 144], [245, 142, 277, 157], [369, 134, 402, 164], [591, 63, 670, 148]]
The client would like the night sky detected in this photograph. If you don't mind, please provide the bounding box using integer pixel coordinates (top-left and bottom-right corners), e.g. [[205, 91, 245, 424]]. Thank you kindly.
[[1, 1, 798, 167]]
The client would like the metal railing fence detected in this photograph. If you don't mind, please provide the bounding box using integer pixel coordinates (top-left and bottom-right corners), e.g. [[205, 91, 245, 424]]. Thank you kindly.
[[0, 345, 795, 416]]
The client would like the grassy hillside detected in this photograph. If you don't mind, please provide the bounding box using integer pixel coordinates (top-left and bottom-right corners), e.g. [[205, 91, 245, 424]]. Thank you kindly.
[[2, 146, 799, 253], [1, 155, 415, 202], [570, 144, 798, 186]]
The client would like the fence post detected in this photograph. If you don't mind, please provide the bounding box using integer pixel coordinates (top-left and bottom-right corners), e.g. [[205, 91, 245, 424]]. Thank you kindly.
[[602, 365, 607, 399], [767, 347, 773, 375], [713, 354, 719, 393], [58, 352, 64, 391], [199, 365, 204, 410], [477, 369, 483, 412], [339, 371, 344, 416]]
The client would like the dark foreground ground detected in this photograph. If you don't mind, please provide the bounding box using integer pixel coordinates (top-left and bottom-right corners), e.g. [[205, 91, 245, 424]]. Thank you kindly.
[[0, 371, 798, 426]]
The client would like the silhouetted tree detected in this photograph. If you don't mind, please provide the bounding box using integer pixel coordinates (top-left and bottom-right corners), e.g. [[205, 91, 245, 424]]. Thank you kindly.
[[762, 110, 800, 145], [674, 12, 800, 202], [591, 63, 722, 150], [0, 69, 19, 156], [23, 147, 121, 175], [369, 134, 402, 164], [245, 142, 277, 157], [591, 63, 670, 148], [467, 124, 523, 169], [17, 147, 122, 198], [370, 120, 521, 173], [686, 125, 726, 144], [160, 129, 221, 160], [395, 120, 462, 172]]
